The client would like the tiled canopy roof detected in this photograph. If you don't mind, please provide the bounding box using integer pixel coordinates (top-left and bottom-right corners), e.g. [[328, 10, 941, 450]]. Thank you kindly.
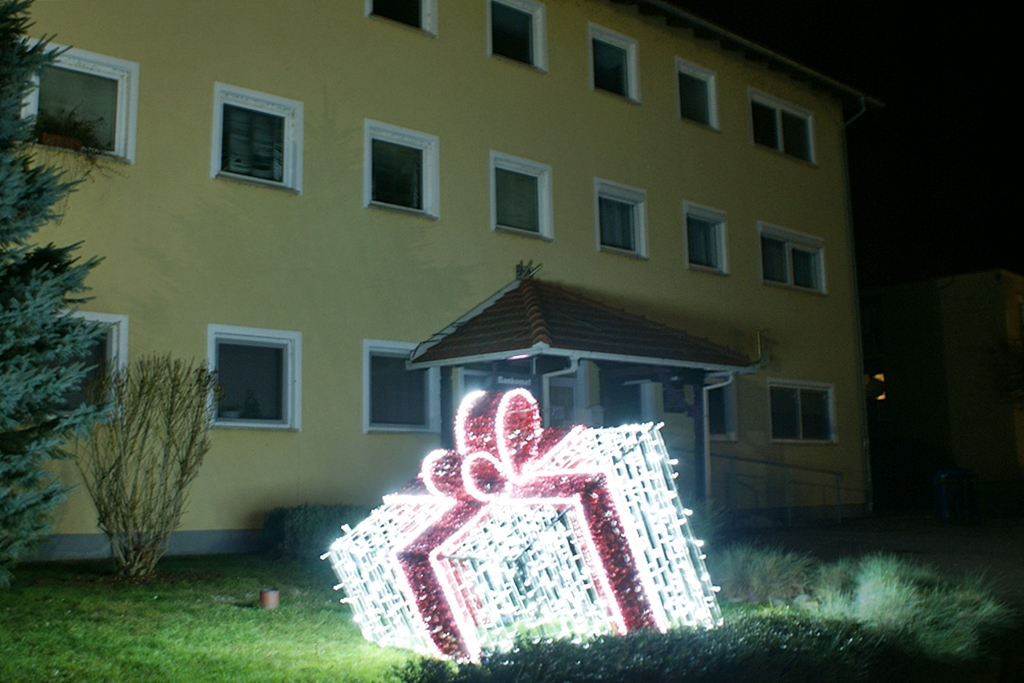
[[409, 278, 753, 371]]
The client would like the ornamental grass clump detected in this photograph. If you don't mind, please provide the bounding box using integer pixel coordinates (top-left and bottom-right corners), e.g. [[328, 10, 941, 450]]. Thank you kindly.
[[813, 553, 1016, 660], [76, 354, 219, 577], [712, 542, 814, 605]]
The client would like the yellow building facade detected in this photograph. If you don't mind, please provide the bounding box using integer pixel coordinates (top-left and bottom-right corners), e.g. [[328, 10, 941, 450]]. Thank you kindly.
[[26, 0, 873, 557]]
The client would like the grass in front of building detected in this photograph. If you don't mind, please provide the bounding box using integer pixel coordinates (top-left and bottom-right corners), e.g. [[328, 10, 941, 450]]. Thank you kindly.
[[0, 554, 411, 683]]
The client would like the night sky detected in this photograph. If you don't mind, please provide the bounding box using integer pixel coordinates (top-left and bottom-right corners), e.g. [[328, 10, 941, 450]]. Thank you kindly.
[[675, 3, 1015, 289]]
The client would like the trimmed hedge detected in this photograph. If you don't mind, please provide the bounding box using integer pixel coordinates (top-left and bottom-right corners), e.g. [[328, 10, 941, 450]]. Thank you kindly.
[[260, 503, 371, 560]]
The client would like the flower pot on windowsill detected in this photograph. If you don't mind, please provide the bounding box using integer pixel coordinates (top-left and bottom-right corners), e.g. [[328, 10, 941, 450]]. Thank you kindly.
[[38, 132, 83, 151]]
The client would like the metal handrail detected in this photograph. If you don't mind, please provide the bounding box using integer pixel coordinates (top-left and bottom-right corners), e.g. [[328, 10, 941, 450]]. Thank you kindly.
[[668, 447, 844, 526], [712, 453, 843, 526]]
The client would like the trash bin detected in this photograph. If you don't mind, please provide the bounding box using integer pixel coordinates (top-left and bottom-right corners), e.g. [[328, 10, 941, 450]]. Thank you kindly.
[[931, 468, 977, 523]]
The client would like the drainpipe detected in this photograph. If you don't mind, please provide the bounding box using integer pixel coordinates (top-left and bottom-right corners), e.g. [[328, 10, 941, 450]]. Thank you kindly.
[[702, 372, 734, 516], [541, 356, 580, 426], [843, 95, 873, 514]]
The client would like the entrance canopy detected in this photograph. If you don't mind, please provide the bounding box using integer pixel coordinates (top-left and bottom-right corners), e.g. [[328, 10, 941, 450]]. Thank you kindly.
[[408, 276, 754, 372]]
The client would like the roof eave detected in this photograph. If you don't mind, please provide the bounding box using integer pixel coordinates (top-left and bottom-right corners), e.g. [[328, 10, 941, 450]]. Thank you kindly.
[[633, 0, 883, 110], [408, 343, 757, 374]]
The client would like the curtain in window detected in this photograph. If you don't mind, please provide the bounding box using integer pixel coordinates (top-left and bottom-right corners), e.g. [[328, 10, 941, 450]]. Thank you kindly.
[[495, 168, 539, 232], [371, 355, 427, 426], [791, 248, 819, 289], [761, 236, 788, 283], [599, 197, 634, 250], [372, 140, 423, 210], [216, 343, 284, 421], [222, 105, 285, 182], [687, 216, 719, 268]]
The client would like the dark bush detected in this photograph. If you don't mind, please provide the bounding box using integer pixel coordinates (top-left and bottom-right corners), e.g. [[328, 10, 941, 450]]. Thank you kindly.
[[393, 614, 952, 683], [260, 503, 371, 560]]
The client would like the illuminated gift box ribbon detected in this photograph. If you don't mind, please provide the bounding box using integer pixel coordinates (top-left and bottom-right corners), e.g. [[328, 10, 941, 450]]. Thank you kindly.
[[400, 389, 658, 660], [325, 388, 721, 663]]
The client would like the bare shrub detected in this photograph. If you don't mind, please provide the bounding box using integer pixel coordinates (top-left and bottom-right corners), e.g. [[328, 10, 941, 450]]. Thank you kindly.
[[76, 355, 218, 577]]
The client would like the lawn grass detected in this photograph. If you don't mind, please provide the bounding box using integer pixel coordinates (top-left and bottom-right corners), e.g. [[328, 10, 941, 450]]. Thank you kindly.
[[1, 550, 1017, 683], [0, 555, 412, 682]]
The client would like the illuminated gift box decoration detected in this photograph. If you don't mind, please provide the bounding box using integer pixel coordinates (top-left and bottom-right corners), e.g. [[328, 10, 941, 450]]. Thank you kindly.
[[324, 388, 721, 661]]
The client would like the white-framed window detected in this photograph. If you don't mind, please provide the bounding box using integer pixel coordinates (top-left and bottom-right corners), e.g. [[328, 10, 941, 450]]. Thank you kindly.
[[758, 222, 826, 293], [207, 324, 301, 430], [588, 23, 640, 102], [594, 178, 647, 257], [767, 379, 835, 442], [707, 382, 737, 441], [675, 57, 717, 128], [366, 0, 437, 34], [210, 83, 303, 193], [62, 312, 129, 408], [490, 151, 552, 239], [749, 88, 814, 163], [488, 0, 547, 70], [363, 340, 440, 433], [364, 119, 440, 218], [683, 202, 727, 273], [22, 45, 139, 162]]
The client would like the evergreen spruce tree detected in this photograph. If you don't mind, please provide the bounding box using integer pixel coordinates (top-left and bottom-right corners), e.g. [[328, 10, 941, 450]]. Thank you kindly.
[[0, 0, 102, 588]]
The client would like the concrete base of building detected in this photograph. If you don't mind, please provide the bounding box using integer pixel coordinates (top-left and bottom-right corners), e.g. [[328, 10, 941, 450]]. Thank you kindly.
[[30, 529, 262, 561]]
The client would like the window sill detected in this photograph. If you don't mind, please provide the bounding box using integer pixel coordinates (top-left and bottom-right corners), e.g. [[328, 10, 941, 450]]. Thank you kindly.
[[213, 419, 298, 431], [752, 142, 817, 167], [769, 438, 836, 445], [32, 142, 131, 165], [599, 244, 648, 260], [490, 53, 547, 74], [367, 13, 436, 37], [709, 434, 739, 442], [592, 87, 641, 105], [679, 118, 720, 133], [687, 263, 728, 276], [368, 200, 438, 220], [215, 171, 300, 194], [761, 279, 827, 296], [495, 225, 552, 241], [365, 424, 439, 434]]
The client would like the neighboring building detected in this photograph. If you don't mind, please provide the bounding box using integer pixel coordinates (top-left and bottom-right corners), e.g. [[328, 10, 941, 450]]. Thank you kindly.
[[862, 270, 1024, 514], [26, 0, 875, 558]]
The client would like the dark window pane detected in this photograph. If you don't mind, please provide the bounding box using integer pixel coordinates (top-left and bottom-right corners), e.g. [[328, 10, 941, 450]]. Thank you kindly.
[[770, 387, 799, 439], [217, 343, 284, 421], [62, 331, 108, 409], [761, 236, 788, 283], [37, 66, 117, 151], [781, 111, 811, 160], [687, 215, 719, 268], [800, 389, 830, 440], [372, 0, 421, 28], [792, 248, 819, 289], [371, 354, 427, 426], [491, 1, 532, 65], [678, 72, 710, 125], [707, 386, 726, 436], [751, 101, 778, 149], [599, 197, 634, 251], [495, 168, 539, 232], [221, 105, 285, 182], [592, 39, 627, 96], [372, 139, 423, 210]]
